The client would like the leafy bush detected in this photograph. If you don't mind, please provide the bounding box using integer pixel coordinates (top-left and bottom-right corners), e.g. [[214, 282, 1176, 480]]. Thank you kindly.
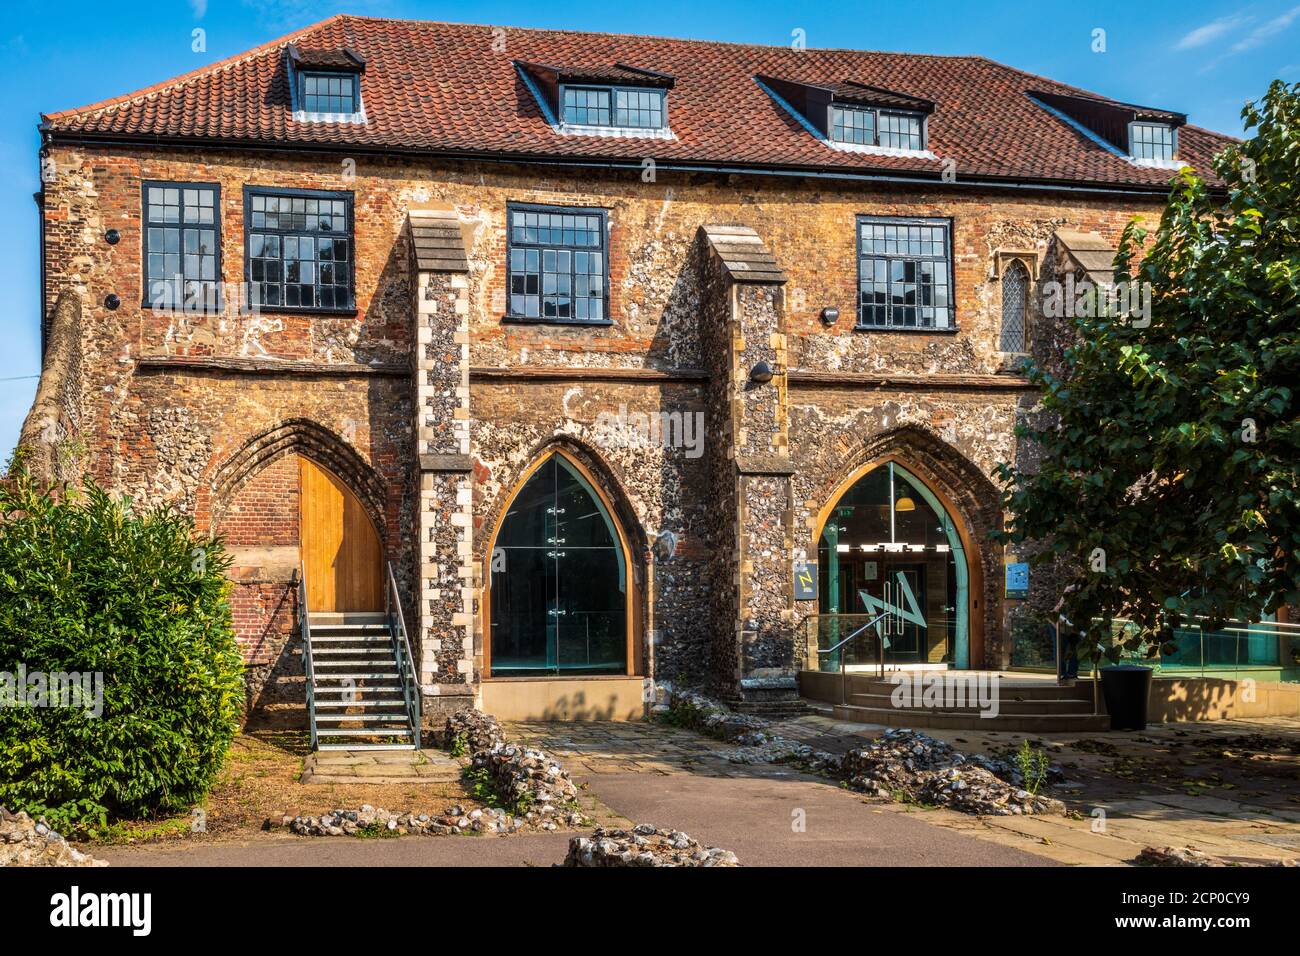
[[0, 477, 244, 830]]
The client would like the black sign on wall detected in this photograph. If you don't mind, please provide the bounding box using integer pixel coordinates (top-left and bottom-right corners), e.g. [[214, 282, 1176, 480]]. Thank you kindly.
[[793, 561, 817, 601]]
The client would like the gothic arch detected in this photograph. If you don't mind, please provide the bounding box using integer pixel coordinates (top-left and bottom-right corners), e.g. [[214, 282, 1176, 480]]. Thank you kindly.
[[999, 259, 1031, 354], [206, 418, 388, 537], [480, 439, 647, 677], [806, 425, 1005, 668], [478, 435, 650, 562]]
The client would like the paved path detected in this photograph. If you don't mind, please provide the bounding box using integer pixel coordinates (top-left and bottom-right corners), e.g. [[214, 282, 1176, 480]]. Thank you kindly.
[[510, 715, 1300, 867], [99, 833, 573, 867], [94, 715, 1300, 867]]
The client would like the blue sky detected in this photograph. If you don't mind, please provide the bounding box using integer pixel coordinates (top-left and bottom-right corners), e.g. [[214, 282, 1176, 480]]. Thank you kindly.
[[2, 0, 1297, 464]]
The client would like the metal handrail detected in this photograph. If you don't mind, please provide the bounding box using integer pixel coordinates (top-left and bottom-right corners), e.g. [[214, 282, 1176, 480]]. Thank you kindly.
[[297, 564, 318, 750], [815, 610, 890, 705], [386, 563, 421, 747]]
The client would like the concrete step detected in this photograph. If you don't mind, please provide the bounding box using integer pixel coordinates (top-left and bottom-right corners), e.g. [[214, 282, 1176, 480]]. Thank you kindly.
[[847, 693, 1095, 715], [847, 677, 1095, 701], [831, 703, 1112, 732]]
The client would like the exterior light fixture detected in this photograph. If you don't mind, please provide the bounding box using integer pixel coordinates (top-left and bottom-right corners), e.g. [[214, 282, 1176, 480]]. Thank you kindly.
[[104, 294, 121, 310], [105, 229, 121, 245], [820, 306, 839, 325], [749, 361, 775, 384]]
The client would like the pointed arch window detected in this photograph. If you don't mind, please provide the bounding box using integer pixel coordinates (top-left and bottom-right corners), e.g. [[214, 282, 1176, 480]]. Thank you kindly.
[[488, 454, 631, 676], [1000, 260, 1029, 353]]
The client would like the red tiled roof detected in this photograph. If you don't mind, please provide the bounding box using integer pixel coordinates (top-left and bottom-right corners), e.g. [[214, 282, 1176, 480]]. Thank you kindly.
[[41, 15, 1236, 191]]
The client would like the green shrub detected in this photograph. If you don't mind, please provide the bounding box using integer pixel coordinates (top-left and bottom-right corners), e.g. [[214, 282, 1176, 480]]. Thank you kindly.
[[0, 477, 245, 830]]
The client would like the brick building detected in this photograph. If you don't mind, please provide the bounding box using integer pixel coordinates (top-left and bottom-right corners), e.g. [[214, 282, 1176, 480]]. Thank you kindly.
[[21, 15, 1240, 735]]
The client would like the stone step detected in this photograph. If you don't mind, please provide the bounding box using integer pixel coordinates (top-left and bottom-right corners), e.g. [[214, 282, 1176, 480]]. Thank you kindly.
[[831, 703, 1112, 732]]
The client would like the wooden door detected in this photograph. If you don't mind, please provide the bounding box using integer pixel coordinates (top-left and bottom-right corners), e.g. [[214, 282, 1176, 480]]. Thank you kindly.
[[299, 457, 384, 612]]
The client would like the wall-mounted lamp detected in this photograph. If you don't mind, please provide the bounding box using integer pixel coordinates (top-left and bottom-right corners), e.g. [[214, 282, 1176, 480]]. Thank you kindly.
[[820, 306, 840, 326], [104, 229, 121, 245], [103, 293, 121, 310], [749, 361, 775, 384]]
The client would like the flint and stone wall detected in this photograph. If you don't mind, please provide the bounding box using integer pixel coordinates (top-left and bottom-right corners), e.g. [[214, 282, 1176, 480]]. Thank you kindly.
[[34, 141, 1166, 704]]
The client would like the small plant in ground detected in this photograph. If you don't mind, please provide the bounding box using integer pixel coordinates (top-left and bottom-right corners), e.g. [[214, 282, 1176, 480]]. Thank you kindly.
[[355, 820, 399, 839], [461, 766, 502, 809], [1015, 739, 1051, 797], [449, 732, 468, 758]]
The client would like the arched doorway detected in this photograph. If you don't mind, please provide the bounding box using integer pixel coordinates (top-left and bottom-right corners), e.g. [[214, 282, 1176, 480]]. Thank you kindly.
[[816, 460, 971, 669], [485, 451, 636, 677], [299, 457, 384, 612]]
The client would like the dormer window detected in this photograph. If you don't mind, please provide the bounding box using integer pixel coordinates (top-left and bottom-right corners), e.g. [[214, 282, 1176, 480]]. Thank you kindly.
[[1130, 122, 1175, 161], [1029, 90, 1184, 168], [516, 61, 675, 138], [286, 44, 366, 123], [759, 76, 934, 156]]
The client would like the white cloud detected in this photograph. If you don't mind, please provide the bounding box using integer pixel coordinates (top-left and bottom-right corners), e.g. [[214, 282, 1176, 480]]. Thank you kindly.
[[1231, 4, 1300, 52], [1175, 14, 1252, 50], [189, 0, 208, 17]]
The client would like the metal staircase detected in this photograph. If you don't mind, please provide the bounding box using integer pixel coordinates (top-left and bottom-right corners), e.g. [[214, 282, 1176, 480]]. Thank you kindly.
[[299, 565, 422, 751]]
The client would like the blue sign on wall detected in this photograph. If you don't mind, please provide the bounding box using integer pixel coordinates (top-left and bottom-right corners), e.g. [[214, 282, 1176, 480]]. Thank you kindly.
[[1005, 562, 1029, 599]]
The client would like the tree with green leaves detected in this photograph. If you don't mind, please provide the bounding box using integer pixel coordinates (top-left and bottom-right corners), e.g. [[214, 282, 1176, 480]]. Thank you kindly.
[[0, 476, 245, 831], [996, 80, 1300, 666]]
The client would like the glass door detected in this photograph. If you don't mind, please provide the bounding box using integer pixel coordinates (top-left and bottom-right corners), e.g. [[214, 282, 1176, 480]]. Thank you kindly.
[[490, 455, 628, 676]]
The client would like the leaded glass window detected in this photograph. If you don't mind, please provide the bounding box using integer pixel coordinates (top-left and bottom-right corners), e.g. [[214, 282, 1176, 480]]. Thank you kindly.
[[246, 188, 353, 310], [143, 183, 220, 311], [1130, 123, 1174, 161], [857, 217, 952, 330], [507, 205, 607, 322], [1000, 260, 1029, 353]]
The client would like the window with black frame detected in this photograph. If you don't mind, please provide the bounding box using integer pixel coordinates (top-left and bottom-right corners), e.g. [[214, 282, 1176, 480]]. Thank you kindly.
[[246, 188, 354, 311], [857, 217, 953, 330], [299, 71, 358, 114], [830, 106, 923, 150], [506, 205, 607, 322], [1130, 122, 1175, 161], [561, 85, 665, 130], [143, 183, 220, 311]]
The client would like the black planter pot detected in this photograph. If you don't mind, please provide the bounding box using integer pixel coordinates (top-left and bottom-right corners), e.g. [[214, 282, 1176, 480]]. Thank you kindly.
[[1100, 664, 1154, 731]]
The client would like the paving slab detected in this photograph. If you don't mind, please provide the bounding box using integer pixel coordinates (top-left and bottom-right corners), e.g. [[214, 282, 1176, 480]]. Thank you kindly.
[[299, 748, 461, 785]]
